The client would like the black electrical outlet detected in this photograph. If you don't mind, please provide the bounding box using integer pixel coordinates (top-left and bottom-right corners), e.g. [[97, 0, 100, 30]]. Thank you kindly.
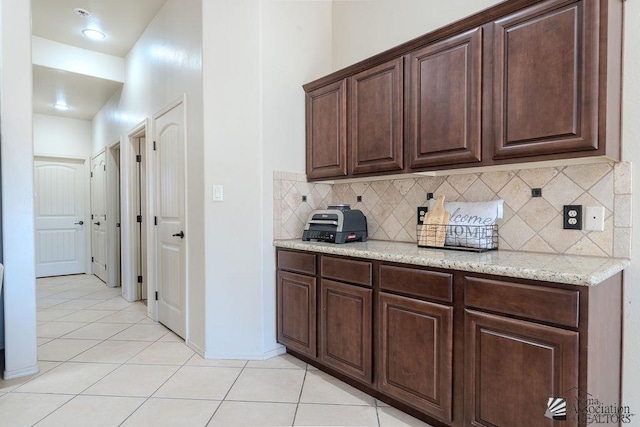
[[532, 188, 542, 197], [301, 195, 307, 202], [357, 195, 362, 202], [427, 192, 434, 200], [563, 205, 582, 230]]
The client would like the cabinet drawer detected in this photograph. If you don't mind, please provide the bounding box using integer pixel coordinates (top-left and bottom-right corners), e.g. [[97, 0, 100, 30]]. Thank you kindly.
[[379, 264, 452, 303], [321, 256, 372, 287], [464, 277, 579, 328], [278, 250, 316, 275]]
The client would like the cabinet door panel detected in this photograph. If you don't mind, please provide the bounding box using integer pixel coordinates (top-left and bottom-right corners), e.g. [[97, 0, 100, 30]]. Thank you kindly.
[[378, 293, 453, 422], [465, 309, 579, 427], [409, 28, 482, 168], [306, 80, 348, 179], [350, 58, 404, 174], [320, 279, 372, 383], [491, 0, 599, 159], [277, 271, 316, 358]]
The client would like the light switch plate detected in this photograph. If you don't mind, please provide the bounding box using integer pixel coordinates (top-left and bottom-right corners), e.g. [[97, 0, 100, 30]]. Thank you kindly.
[[212, 185, 223, 202], [585, 206, 605, 231]]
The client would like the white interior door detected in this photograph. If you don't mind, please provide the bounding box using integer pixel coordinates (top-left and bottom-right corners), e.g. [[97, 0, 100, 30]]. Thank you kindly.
[[34, 157, 86, 277], [154, 100, 186, 338], [91, 152, 108, 283]]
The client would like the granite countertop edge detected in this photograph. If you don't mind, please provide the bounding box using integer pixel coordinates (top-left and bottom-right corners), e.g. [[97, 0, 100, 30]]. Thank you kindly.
[[273, 239, 630, 287]]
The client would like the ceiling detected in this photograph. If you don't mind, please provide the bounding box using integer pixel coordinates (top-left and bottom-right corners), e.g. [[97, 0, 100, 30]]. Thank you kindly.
[[32, 0, 168, 120]]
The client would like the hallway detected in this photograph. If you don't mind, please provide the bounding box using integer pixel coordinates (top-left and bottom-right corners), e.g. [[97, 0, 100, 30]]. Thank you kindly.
[[0, 275, 431, 426]]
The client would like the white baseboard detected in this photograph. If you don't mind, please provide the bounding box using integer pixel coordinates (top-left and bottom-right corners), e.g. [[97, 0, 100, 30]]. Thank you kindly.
[[201, 345, 286, 361], [3, 364, 39, 380]]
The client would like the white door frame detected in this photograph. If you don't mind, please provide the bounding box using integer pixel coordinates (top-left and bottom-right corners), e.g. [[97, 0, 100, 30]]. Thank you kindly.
[[106, 140, 122, 288], [151, 94, 188, 335], [33, 154, 91, 276], [122, 119, 154, 308]]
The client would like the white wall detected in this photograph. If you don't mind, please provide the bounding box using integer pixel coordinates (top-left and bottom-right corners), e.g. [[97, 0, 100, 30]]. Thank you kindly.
[[621, 0, 640, 408], [92, 0, 205, 350], [331, 0, 639, 409], [0, 0, 38, 378], [332, 0, 501, 70], [33, 114, 92, 158], [201, 0, 332, 358], [261, 1, 333, 353]]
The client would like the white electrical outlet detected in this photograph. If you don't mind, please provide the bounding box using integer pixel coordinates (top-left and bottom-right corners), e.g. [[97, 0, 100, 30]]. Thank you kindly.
[[585, 206, 605, 231]]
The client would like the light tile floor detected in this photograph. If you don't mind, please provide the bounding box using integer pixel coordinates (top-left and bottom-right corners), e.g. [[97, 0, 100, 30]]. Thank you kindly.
[[0, 274, 433, 427]]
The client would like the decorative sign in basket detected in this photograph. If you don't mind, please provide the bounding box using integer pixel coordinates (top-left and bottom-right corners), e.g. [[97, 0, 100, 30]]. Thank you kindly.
[[417, 197, 503, 252]]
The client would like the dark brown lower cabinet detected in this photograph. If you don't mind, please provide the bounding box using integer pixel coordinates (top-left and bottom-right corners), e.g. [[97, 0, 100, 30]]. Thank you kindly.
[[378, 292, 453, 423], [319, 279, 373, 383], [276, 271, 316, 358], [464, 309, 579, 427]]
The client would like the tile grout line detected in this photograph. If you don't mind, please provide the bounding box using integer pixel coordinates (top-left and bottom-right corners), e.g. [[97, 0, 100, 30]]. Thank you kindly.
[[291, 364, 310, 427], [116, 344, 200, 426], [204, 360, 249, 425]]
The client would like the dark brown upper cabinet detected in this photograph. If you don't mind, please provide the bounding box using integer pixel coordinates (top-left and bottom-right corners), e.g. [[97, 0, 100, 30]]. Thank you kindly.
[[349, 58, 404, 175], [305, 80, 347, 180], [408, 28, 482, 169], [303, 0, 622, 181], [489, 0, 600, 160]]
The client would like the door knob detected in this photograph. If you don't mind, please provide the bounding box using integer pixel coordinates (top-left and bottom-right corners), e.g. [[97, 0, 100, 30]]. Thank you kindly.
[[172, 231, 185, 239], [74, 221, 84, 225], [94, 221, 101, 226]]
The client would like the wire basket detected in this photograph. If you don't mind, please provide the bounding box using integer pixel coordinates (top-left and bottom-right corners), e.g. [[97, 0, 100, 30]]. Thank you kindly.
[[417, 224, 498, 252]]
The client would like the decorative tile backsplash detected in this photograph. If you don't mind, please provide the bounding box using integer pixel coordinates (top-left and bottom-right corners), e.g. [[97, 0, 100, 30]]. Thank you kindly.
[[273, 162, 632, 258]]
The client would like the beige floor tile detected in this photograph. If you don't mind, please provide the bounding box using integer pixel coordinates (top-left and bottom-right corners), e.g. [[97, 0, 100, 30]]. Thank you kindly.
[[15, 362, 119, 394], [35, 395, 144, 427], [137, 317, 157, 325], [126, 341, 195, 365], [90, 298, 138, 311], [122, 397, 220, 427], [246, 353, 307, 370], [154, 366, 242, 400], [79, 289, 123, 300], [62, 322, 131, 340], [377, 406, 434, 427], [83, 364, 179, 397], [300, 370, 375, 406], [55, 309, 117, 322], [0, 392, 74, 427], [226, 368, 305, 403], [294, 403, 379, 426], [37, 298, 69, 309], [186, 354, 248, 368], [49, 290, 100, 299], [53, 299, 102, 310], [122, 303, 149, 313], [208, 401, 297, 427], [37, 322, 88, 338], [158, 331, 183, 342], [377, 399, 391, 407], [36, 289, 66, 298], [37, 338, 101, 361], [97, 310, 148, 324], [38, 337, 53, 346], [71, 340, 151, 363], [108, 324, 170, 341], [36, 309, 78, 322], [0, 362, 60, 393]]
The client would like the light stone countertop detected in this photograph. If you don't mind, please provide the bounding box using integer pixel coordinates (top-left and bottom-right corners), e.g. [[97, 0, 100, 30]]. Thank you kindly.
[[273, 239, 629, 286]]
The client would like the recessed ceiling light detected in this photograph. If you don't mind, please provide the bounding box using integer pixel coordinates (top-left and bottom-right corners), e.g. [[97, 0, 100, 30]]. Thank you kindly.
[[73, 7, 91, 18], [82, 28, 105, 40], [53, 103, 70, 111]]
